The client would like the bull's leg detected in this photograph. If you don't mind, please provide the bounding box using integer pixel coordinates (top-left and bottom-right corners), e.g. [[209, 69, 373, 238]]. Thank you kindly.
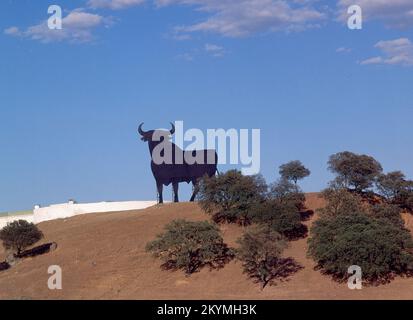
[[156, 181, 164, 204], [190, 180, 199, 202], [172, 182, 179, 203]]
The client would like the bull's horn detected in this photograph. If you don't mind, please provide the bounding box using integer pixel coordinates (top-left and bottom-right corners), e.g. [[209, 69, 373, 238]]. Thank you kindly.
[[169, 122, 175, 135], [138, 123, 148, 136]]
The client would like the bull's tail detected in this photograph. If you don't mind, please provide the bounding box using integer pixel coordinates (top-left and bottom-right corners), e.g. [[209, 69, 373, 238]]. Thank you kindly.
[[216, 168, 221, 176]]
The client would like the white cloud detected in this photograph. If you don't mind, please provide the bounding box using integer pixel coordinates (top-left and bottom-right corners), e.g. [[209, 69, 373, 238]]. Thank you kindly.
[[361, 38, 413, 66], [360, 56, 383, 65], [336, 46, 352, 53], [205, 43, 225, 57], [88, 0, 145, 10], [337, 0, 413, 27], [4, 26, 21, 36], [156, 0, 326, 37], [4, 9, 110, 43]]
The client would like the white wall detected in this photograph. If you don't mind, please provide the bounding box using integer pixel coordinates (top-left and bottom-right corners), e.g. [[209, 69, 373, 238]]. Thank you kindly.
[[0, 201, 158, 229], [33, 201, 158, 224]]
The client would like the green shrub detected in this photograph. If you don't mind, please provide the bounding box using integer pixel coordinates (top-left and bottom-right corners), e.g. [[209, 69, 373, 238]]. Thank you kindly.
[[376, 171, 409, 200], [0, 220, 44, 254], [268, 179, 306, 211], [249, 179, 307, 239], [308, 212, 413, 283], [406, 193, 413, 210], [370, 203, 404, 228], [376, 171, 413, 210], [197, 170, 267, 225], [396, 188, 413, 211], [250, 200, 307, 240], [146, 219, 234, 274], [197, 170, 308, 236], [318, 186, 364, 217], [237, 225, 301, 288]]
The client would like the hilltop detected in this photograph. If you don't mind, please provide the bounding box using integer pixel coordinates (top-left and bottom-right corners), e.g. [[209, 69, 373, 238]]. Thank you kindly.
[[1, 193, 413, 300]]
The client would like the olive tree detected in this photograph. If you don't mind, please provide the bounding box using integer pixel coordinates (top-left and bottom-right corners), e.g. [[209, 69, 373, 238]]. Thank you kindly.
[[328, 151, 383, 192], [237, 225, 301, 288], [318, 185, 364, 217], [146, 220, 234, 274], [376, 171, 413, 209], [0, 220, 44, 255], [268, 179, 306, 210], [250, 179, 307, 240], [197, 170, 267, 225], [376, 171, 408, 199], [308, 212, 413, 283], [279, 161, 311, 185], [370, 203, 405, 228]]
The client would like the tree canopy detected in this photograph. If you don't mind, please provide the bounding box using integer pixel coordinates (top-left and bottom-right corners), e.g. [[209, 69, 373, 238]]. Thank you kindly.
[[328, 151, 383, 192], [0, 220, 43, 254], [376, 171, 413, 209], [237, 225, 293, 288], [146, 220, 234, 274], [279, 160, 311, 185], [308, 211, 413, 283], [197, 170, 267, 225]]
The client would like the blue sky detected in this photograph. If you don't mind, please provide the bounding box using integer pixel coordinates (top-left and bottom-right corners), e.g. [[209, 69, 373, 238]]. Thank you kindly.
[[1, 0, 413, 211]]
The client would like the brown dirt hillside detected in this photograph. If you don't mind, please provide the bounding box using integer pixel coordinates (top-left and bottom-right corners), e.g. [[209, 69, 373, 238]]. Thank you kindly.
[[1, 193, 413, 300]]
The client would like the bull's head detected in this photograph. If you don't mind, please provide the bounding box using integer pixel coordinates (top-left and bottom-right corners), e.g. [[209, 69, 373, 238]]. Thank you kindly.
[[138, 122, 175, 142]]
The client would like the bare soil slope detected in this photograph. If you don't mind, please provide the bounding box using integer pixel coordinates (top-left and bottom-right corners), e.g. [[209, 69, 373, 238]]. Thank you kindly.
[[1, 193, 413, 300]]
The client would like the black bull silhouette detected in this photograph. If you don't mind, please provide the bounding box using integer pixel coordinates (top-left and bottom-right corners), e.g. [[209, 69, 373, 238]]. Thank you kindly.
[[138, 123, 218, 203]]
